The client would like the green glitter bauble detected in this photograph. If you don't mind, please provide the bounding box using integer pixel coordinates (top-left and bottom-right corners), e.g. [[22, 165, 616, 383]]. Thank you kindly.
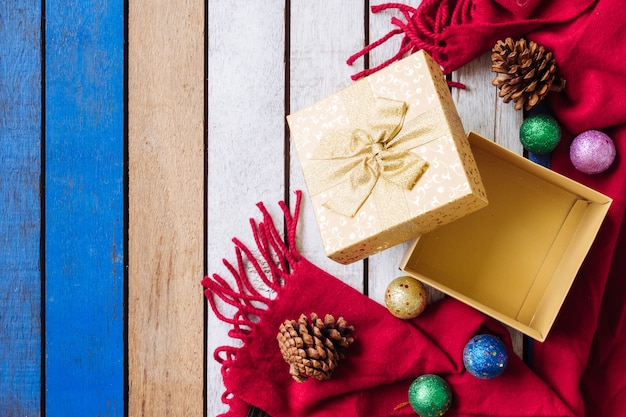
[[519, 114, 561, 154], [408, 374, 452, 417]]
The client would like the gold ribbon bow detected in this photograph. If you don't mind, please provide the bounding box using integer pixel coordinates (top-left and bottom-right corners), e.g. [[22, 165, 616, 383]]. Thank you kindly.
[[305, 80, 449, 221]]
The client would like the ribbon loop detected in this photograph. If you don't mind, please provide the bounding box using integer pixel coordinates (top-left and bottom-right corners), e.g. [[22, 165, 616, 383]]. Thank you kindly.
[[304, 80, 449, 218], [368, 97, 406, 143]]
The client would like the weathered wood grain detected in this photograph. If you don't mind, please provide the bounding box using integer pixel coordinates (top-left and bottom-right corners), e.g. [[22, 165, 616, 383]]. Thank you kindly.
[[452, 53, 524, 154], [128, 0, 205, 415], [289, 0, 367, 292], [3, 2, 532, 416], [0, 2, 42, 415], [206, 2, 286, 415], [44, 1, 125, 414]]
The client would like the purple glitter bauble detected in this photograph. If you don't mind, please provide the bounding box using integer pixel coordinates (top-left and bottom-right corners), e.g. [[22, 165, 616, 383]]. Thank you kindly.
[[463, 334, 508, 379], [570, 130, 616, 174]]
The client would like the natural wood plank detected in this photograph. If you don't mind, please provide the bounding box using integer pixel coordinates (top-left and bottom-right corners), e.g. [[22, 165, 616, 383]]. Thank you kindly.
[[128, 0, 205, 415], [289, 1, 366, 290], [44, 1, 125, 414], [206, 2, 286, 415], [0, 2, 41, 414]]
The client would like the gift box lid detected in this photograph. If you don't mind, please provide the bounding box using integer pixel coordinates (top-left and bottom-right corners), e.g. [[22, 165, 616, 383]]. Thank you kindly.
[[400, 132, 612, 341], [288, 51, 488, 264]]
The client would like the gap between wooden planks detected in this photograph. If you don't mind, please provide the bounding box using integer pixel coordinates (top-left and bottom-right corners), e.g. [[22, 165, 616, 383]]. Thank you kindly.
[[128, 0, 205, 415]]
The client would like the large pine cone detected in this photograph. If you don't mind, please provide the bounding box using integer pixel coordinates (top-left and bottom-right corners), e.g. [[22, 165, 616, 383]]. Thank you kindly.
[[491, 37, 566, 111], [277, 313, 355, 383]]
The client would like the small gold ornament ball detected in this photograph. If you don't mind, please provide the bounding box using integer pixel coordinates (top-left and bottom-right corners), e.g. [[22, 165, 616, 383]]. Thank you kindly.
[[385, 276, 428, 319]]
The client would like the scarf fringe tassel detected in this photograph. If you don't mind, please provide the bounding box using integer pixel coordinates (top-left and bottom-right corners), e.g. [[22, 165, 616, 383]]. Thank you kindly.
[[347, 0, 472, 88], [201, 190, 303, 413]]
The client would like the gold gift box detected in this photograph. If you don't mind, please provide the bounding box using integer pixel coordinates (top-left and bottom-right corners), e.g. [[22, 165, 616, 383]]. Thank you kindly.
[[401, 132, 612, 341], [287, 51, 488, 264]]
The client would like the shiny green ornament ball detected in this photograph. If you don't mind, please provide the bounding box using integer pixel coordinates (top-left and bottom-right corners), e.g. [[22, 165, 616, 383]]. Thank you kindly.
[[408, 374, 452, 417], [519, 114, 561, 154]]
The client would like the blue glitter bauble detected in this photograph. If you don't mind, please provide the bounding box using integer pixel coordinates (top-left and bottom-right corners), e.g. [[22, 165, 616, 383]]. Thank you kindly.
[[408, 374, 452, 417], [463, 334, 509, 379]]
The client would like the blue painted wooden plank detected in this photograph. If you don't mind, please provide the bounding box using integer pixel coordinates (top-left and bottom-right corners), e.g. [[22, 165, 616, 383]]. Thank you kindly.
[[0, 2, 42, 415], [524, 149, 550, 366], [527, 151, 551, 168], [44, 1, 125, 415]]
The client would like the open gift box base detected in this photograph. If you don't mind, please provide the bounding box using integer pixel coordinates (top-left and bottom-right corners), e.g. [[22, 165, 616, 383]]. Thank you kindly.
[[400, 132, 612, 341]]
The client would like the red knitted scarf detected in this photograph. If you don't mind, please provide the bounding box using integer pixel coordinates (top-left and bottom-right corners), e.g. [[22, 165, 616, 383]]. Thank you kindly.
[[347, 1, 626, 416], [205, 1, 626, 415], [203, 191, 575, 417]]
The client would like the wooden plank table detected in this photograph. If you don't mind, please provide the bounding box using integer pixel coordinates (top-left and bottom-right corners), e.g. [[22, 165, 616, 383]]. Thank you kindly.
[[205, 2, 523, 416], [1, 1, 531, 415]]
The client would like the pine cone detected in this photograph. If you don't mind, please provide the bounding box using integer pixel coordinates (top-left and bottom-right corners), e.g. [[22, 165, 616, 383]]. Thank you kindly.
[[277, 313, 355, 383], [491, 37, 566, 111]]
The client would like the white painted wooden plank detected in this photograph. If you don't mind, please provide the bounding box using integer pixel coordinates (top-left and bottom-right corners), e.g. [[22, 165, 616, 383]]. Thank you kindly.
[[364, 1, 437, 307], [289, 1, 366, 290], [206, 2, 286, 416], [452, 53, 524, 154], [495, 80, 525, 155]]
